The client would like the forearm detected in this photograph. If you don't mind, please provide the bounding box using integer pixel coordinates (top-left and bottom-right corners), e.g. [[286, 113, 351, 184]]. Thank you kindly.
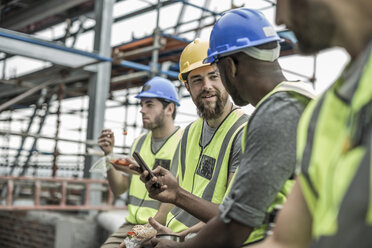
[[179, 216, 251, 248], [107, 168, 129, 196], [178, 221, 205, 240], [154, 203, 174, 225], [249, 181, 312, 248], [174, 188, 219, 222]]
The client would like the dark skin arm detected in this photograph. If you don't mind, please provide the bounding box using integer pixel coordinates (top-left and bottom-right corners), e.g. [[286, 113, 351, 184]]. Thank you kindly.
[[249, 180, 312, 248], [150, 216, 253, 248], [140, 166, 219, 222], [146, 178, 311, 248]]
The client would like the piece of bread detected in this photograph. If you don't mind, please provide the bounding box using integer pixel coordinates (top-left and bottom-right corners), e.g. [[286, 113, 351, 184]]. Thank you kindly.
[[131, 224, 157, 239]]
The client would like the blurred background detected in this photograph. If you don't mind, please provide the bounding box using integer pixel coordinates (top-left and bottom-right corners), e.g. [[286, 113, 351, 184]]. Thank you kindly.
[[0, 1, 349, 247]]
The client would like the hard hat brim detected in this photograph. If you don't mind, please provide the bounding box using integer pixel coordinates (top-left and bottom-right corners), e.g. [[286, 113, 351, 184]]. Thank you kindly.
[[135, 92, 180, 106]]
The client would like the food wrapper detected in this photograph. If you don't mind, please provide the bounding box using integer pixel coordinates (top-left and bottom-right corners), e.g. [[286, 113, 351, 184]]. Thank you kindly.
[[122, 235, 141, 248], [123, 224, 157, 248], [89, 153, 129, 175]]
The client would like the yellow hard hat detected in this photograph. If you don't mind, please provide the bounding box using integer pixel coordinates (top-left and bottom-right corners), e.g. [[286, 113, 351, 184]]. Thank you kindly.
[[178, 38, 210, 83]]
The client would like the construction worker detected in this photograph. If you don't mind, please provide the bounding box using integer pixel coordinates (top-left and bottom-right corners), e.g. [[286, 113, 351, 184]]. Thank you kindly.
[[148, 8, 313, 248], [138, 38, 249, 241], [248, 0, 372, 247], [97, 76, 183, 248]]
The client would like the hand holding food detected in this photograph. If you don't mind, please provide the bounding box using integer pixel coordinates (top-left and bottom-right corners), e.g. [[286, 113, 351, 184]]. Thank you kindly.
[[109, 158, 130, 166], [98, 129, 115, 155], [121, 223, 157, 248], [107, 154, 140, 175]]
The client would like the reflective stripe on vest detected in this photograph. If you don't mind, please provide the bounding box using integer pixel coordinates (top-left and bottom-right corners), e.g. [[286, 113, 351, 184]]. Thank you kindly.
[[310, 132, 372, 248], [298, 44, 372, 246], [242, 81, 315, 153], [300, 95, 326, 200], [126, 128, 183, 224], [238, 82, 313, 244], [166, 109, 248, 232]]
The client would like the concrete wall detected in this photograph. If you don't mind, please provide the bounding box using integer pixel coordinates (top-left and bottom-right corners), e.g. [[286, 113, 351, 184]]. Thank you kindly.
[[0, 211, 108, 248]]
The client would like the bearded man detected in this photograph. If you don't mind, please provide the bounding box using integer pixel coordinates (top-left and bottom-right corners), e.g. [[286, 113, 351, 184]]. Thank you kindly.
[[136, 39, 249, 241]]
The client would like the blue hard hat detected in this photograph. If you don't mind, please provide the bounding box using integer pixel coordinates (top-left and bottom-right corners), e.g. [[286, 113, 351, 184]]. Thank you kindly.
[[204, 8, 280, 64], [135, 76, 180, 106]]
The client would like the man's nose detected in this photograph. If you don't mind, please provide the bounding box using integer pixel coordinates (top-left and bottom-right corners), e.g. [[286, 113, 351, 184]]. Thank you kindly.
[[201, 77, 213, 90], [275, 0, 289, 26]]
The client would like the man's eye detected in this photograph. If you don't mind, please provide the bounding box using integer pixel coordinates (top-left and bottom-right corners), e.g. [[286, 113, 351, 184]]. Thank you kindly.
[[191, 79, 202, 84], [210, 74, 219, 80]]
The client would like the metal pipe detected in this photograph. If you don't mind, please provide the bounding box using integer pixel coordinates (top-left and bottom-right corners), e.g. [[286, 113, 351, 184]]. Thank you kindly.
[[115, 43, 164, 59], [0, 79, 55, 112], [119, 60, 179, 78], [194, 0, 211, 39], [173, 0, 220, 16], [174, 0, 187, 34], [111, 71, 149, 84], [52, 84, 65, 177], [22, 93, 56, 176], [0, 129, 124, 149], [10, 89, 47, 175], [151, 0, 162, 77]]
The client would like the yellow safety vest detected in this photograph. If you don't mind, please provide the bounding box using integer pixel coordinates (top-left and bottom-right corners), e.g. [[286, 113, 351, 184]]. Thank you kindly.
[[236, 81, 314, 244], [126, 128, 183, 224], [298, 45, 372, 247], [166, 109, 248, 233]]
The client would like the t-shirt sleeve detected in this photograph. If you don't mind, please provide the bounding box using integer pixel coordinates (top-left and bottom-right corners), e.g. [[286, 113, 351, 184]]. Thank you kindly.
[[219, 92, 305, 227]]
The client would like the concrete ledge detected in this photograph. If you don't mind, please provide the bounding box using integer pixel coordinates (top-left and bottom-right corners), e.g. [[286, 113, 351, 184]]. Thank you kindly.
[[97, 210, 129, 233]]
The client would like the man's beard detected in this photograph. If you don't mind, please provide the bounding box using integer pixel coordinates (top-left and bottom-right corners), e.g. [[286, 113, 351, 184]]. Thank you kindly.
[[143, 110, 165, 130], [195, 89, 229, 120]]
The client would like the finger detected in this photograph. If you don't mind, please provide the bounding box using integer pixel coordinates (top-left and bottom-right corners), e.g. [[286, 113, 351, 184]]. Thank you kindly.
[[152, 166, 164, 175], [119, 240, 126, 248], [150, 238, 160, 246], [148, 217, 163, 232], [140, 171, 150, 182], [129, 163, 141, 172], [98, 137, 112, 144], [139, 237, 153, 248]]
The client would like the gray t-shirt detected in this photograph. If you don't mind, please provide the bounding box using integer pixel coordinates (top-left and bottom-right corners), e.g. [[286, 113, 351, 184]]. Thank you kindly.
[[151, 127, 180, 153], [202, 119, 243, 173], [219, 92, 307, 227]]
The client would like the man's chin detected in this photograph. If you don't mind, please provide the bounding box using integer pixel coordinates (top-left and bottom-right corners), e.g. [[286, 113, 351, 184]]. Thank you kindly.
[[142, 123, 152, 130], [232, 96, 249, 107]]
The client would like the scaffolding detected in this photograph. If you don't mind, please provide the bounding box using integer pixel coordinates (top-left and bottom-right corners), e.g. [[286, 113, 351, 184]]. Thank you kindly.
[[0, 0, 315, 209]]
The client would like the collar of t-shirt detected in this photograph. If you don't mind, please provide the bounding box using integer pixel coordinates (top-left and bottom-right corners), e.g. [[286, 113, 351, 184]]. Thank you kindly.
[[151, 126, 180, 154], [201, 119, 217, 148]]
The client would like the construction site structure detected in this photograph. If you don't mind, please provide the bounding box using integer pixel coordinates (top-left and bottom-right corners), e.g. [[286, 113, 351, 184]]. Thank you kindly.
[[0, 0, 314, 211]]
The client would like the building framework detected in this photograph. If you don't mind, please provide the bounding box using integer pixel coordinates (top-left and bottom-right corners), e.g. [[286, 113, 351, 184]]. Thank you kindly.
[[0, 0, 314, 209]]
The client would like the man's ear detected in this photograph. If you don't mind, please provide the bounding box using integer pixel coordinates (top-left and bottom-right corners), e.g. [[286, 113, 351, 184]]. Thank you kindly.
[[224, 56, 237, 78], [166, 103, 175, 117], [219, 56, 238, 84], [184, 81, 190, 92]]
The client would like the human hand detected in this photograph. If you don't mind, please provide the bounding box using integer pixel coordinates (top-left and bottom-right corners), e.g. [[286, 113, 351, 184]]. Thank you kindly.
[[150, 238, 180, 248], [148, 217, 174, 235], [98, 129, 115, 155], [119, 239, 126, 248], [134, 237, 153, 248], [140, 166, 179, 204], [109, 156, 140, 175]]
